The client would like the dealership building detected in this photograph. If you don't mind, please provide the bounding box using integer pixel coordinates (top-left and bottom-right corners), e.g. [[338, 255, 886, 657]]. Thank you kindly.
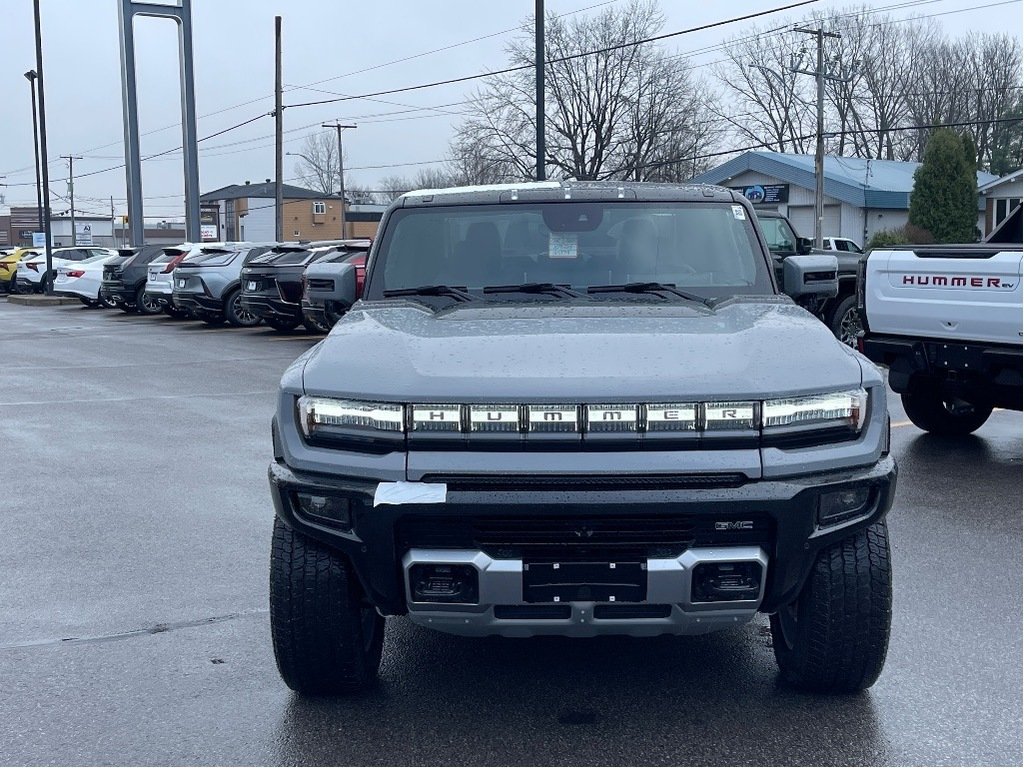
[[691, 151, 1013, 247]]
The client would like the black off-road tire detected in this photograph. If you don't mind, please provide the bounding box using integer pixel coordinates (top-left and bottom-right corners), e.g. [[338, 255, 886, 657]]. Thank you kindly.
[[770, 521, 892, 694], [901, 386, 992, 436], [224, 288, 261, 327], [828, 294, 862, 348], [266, 316, 300, 332], [136, 285, 162, 315], [270, 518, 385, 695]]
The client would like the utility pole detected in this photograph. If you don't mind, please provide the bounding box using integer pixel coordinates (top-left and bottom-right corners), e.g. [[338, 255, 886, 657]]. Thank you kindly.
[[792, 26, 843, 249], [535, 0, 545, 181], [110, 196, 116, 248], [33, 0, 54, 291], [322, 122, 356, 238], [274, 15, 283, 243], [62, 155, 82, 245]]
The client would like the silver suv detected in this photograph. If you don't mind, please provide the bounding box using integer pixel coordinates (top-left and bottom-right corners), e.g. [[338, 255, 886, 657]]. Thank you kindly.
[[171, 243, 274, 326]]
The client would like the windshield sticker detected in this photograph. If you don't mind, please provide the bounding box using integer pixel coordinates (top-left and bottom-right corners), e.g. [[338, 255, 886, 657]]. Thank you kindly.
[[549, 232, 579, 259], [732, 205, 746, 220]]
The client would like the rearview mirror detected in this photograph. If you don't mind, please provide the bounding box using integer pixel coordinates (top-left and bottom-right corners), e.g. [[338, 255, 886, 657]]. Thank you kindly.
[[783, 254, 839, 300], [796, 236, 814, 255]]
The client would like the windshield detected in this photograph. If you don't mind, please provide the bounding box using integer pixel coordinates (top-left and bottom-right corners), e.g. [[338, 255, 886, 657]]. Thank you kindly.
[[81, 253, 112, 264], [250, 248, 312, 266], [368, 202, 772, 300], [186, 248, 239, 265], [756, 216, 797, 254]]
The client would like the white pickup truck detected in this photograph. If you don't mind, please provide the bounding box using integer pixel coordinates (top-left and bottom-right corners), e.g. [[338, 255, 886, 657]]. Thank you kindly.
[[858, 242, 1022, 434]]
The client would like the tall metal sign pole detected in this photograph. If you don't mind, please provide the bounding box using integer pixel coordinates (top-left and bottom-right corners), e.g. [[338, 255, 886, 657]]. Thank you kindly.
[[32, 0, 54, 290], [322, 122, 356, 238], [535, 0, 545, 181], [275, 15, 283, 243], [792, 26, 843, 249], [118, 0, 201, 246], [61, 155, 82, 245]]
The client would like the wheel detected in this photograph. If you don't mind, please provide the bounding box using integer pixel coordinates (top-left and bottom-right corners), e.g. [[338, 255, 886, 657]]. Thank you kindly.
[[100, 293, 119, 309], [163, 304, 189, 319], [266, 316, 300, 332], [79, 297, 100, 308], [303, 313, 330, 334], [40, 274, 53, 294], [224, 289, 261, 327], [269, 518, 385, 695], [901, 385, 992, 436], [770, 521, 892, 694], [828, 294, 862, 348], [136, 286, 162, 315], [325, 302, 347, 327]]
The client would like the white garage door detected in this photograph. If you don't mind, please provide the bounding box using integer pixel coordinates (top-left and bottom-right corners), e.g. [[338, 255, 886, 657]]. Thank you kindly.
[[787, 206, 841, 239]]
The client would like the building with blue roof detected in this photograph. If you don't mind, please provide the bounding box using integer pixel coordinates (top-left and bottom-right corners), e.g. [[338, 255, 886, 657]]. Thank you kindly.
[[691, 151, 1004, 247]]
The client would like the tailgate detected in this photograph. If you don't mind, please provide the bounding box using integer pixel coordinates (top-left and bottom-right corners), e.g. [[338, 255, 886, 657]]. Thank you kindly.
[[864, 246, 1023, 345]]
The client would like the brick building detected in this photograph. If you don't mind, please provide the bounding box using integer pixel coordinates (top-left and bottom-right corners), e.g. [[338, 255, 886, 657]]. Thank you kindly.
[[199, 181, 384, 242]]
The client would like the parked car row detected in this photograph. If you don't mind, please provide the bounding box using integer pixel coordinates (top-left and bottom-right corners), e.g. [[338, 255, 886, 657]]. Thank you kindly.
[[1, 239, 371, 333]]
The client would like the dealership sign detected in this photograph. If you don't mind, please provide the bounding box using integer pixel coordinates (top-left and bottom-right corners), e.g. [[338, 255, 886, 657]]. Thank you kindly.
[[74, 222, 94, 246], [730, 184, 789, 204]]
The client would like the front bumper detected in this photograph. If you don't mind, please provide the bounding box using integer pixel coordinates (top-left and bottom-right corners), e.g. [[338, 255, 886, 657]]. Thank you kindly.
[[268, 455, 897, 629]]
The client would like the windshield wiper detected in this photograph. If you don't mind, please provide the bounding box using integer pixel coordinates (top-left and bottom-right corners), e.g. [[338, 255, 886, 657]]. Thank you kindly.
[[482, 282, 584, 298], [383, 285, 475, 302], [587, 282, 713, 307]]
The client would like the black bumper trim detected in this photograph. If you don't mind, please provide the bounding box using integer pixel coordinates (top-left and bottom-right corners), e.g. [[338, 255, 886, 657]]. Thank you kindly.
[[268, 457, 897, 616]]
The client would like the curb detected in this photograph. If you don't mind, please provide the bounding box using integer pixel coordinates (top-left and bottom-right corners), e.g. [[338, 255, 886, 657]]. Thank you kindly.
[[6, 294, 81, 306]]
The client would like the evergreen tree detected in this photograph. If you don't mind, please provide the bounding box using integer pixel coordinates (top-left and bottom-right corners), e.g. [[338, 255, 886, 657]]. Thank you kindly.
[[909, 129, 979, 242]]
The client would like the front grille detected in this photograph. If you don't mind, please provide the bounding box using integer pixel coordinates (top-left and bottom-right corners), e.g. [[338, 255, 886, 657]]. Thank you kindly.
[[398, 513, 772, 560], [307, 278, 335, 291], [421, 473, 747, 491]]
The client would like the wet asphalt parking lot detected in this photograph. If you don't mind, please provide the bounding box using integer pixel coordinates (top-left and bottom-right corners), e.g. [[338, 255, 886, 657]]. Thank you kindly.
[[0, 300, 1020, 767]]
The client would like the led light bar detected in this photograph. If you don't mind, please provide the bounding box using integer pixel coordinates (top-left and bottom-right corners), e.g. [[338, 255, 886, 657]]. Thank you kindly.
[[586, 404, 639, 433], [705, 401, 757, 431], [410, 404, 461, 432], [527, 404, 579, 433], [298, 396, 404, 437], [645, 403, 698, 431], [762, 389, 867, 431], [468, 404, 520, 432]]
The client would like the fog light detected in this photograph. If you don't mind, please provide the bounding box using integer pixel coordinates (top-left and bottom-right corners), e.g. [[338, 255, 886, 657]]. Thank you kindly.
[[409, 564, 479, 604], [691, 562, 762, 602], [818, 487, 872, 527], [295, 492, 351, 528]]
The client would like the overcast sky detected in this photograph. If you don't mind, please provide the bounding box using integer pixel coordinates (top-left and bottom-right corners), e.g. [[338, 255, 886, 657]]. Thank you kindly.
[[2, 0, 1020, 221]]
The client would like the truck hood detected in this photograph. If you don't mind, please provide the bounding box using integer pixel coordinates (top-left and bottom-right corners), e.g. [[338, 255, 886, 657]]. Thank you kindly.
[[300, 300, 864, 401]]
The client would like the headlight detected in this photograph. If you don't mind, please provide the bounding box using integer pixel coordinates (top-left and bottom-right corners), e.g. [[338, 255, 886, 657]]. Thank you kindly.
[[762, 389, 867, 433], [297, 396, 404, 439]]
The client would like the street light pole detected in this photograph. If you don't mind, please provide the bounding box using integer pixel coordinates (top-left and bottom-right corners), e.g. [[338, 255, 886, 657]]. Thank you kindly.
[[32, 0, 54, 291], [535, 0, 545, 181], [322, 122, 356, 238], [24, 71, 43, 233]]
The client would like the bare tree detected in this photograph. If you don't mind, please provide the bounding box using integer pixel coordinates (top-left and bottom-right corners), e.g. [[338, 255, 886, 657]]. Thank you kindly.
[[450, 0, 721, 182], [713, 25, 815, 153], [376, 174, 413, 204], [293, 132, 340, 195]]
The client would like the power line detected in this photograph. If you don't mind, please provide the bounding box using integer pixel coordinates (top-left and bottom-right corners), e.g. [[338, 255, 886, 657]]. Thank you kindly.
[[283, 0, 821, 110]]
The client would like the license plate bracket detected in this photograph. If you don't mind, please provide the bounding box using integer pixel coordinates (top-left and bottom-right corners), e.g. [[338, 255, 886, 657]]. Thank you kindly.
[[523, 560, 645, 603]]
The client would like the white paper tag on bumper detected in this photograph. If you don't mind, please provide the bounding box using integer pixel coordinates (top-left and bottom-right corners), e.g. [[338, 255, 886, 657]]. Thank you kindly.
[[373, 481, 447, 507]]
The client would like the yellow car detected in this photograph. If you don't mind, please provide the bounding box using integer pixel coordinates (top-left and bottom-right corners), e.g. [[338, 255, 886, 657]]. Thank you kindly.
[[0, 247, 43, 292]]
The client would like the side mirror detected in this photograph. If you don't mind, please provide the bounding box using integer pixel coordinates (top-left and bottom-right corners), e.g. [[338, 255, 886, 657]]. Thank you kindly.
[[796, 236, 814, 255], [783, 254, 839, 300], [306, 261, 359, 310]]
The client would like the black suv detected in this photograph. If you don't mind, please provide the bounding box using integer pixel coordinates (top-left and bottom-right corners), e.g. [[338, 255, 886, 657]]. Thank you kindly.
[[241, 244, 348, 332], [100, 245, 167, 314]]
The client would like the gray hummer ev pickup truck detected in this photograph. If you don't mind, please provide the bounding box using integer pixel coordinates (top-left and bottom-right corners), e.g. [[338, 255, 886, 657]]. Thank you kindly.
[[268, 181, 896, 696]]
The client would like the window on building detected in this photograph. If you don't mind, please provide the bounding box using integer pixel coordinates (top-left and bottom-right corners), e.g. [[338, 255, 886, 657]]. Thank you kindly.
[[996, 199, 1008, 223], [313, 201, 327, 215]]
